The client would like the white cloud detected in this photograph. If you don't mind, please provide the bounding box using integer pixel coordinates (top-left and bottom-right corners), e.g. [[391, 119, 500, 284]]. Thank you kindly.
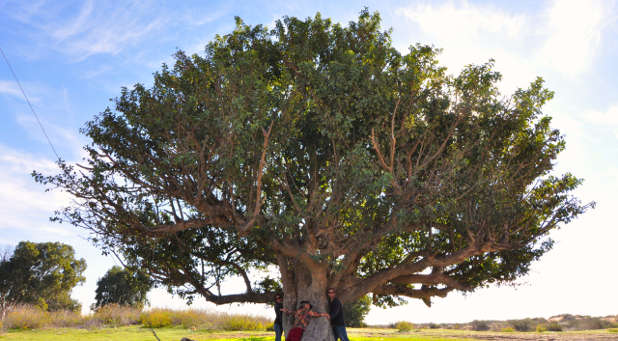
[[0, 80, 22, 98], [59, 15, 162, 61], [398, 1, 526, 40], [0, 145, 71, 233], [396, 0, 615, 86], [7, 1, 165, 61], [583, 104, 618, 138], [50, 0, 95, 41], [538, 0, 611, 76], [396, 1, 535, 94]]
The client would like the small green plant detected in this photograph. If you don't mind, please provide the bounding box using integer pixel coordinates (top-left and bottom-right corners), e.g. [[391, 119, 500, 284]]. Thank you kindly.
[[501, 327, 515, 332], [395, 321, 414, 332], [536, 324, 547, 332], [140, 310, 173, 328], [608, 328, 618, 333]]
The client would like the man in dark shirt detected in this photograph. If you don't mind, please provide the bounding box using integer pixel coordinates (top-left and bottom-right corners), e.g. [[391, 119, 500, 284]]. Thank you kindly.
[[273, 294, 283, 341], [328, 288, 349, 341]]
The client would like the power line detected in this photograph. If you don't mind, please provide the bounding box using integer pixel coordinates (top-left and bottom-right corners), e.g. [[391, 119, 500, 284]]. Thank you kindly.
[[0, 46, 61, 161]]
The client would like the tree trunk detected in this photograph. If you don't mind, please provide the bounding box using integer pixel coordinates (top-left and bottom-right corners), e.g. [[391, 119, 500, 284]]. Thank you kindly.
[[280, 261, 334, 341]]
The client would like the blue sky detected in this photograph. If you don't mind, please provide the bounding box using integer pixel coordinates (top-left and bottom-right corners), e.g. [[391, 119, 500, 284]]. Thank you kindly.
[[1, 0, 617, 324]]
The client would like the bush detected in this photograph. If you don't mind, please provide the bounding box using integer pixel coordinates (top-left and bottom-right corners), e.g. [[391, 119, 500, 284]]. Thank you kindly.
[[509, 319, 533, 332], [536, 324, 547, 332], [221, 315, 265, 331], [395, 321, 414, 332], [608, 328, 618, 333], [4, 306, 49, 329], [471, 320, 490, 331], [501, 327, 515, 332], [546, 321, 562, 331], [562, 317, 612, 330], [140, 309, 173, 328], [93, 304, 141, 326], [173, 310, 209, 329], [48, 310, 83, 328]]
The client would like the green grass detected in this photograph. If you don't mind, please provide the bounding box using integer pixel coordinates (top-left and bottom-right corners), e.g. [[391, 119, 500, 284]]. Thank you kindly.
[[2, 326, 617, 341], [0, 327, 475, 341]]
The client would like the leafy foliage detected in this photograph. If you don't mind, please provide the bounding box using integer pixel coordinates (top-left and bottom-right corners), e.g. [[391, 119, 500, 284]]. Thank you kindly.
[[93, 266, 153, 309], [342, 295, 371, 327], [0, 241, 86, 316]]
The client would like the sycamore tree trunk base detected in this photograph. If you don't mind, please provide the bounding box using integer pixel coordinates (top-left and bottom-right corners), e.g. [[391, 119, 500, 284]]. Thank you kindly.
[[282, 263, 334, 341], [302, 317, 334, 341]]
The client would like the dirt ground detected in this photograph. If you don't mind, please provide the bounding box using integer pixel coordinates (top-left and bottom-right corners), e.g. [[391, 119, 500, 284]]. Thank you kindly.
[[352, 328, 618, 340]]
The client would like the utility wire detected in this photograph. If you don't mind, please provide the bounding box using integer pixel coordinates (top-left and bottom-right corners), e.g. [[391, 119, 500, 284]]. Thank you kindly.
[[0, 46, 61, 161]]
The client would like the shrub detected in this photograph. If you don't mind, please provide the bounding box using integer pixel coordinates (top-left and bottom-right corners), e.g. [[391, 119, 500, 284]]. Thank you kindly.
[[48, 310, 83, 328], [471, 320, 490, 331], [93, 304, 141, 326], [265, 322, 274, 331], [546, 321, 562, 331], [4, 305, 49, 329], [509, 319, 533, 332], [395, 321, 414, 332], [536, 324, 547, 332], [221, 315, 265, 331], [140, 309, 173, 328], [563, 317, 612, 330], [608, 328, 618, 333], [172, 310, 213, 329], [501, 327, 515, 332]]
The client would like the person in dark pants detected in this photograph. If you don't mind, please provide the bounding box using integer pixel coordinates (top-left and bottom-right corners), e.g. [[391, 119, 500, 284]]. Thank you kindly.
[[273, 294, 283, 341], [328, 288, 350, 341]]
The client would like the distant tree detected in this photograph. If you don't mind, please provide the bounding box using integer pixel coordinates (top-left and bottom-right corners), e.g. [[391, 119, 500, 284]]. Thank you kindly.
[[93, 265, 153, 309], [35, 9, 593, 340], [0, 241, 86, 315], [342, 295, 371, 327], [0, 246, 14, 319]]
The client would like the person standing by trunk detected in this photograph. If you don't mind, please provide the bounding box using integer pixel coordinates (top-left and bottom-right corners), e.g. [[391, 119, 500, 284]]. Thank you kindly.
[[328, 288, 350, 341], [282, 300, 330, 341], [273, 294, 284, 341]]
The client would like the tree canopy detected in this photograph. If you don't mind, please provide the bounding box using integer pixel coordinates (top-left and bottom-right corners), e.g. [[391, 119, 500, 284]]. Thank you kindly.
[[0, 241, 86, 317], [35, 9, 592, 340], [93, 265, 153, 309]]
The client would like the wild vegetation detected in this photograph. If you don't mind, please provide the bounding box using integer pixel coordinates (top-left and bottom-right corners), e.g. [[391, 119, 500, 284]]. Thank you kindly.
[[0, 305, 270, 331]]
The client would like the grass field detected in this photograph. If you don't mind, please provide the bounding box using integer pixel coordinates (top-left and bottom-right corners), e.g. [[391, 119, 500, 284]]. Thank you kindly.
[[1, 326, 618, 341]]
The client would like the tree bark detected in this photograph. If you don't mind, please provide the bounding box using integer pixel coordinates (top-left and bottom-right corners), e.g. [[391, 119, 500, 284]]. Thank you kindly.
[[280, 262, 335, 341]]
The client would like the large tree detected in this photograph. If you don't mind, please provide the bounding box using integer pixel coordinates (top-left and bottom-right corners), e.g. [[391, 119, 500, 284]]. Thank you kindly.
[[0, 241, 86, 317], [35, 10, 592, 340]]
